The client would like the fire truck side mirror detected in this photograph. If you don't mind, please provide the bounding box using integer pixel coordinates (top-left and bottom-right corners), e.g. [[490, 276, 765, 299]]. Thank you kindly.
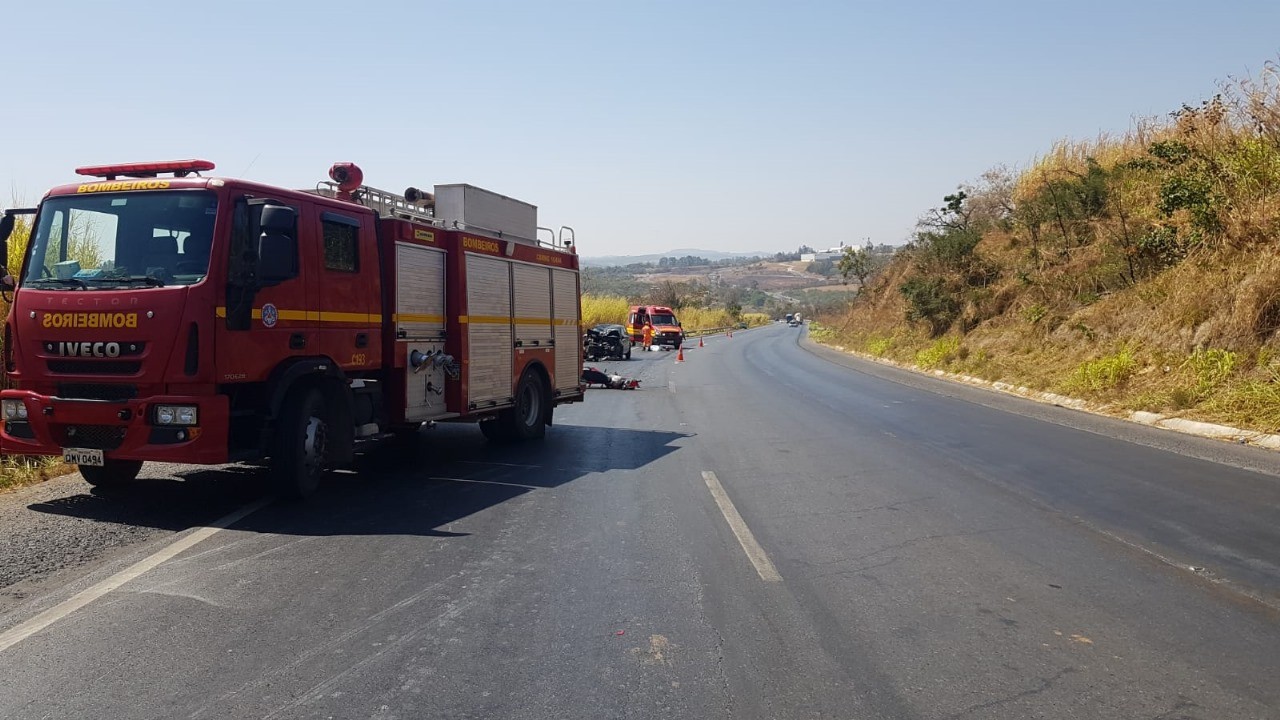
[[259, 204, 296, 233], [256, 204, 298, 285], [0, 213, 13, 266]]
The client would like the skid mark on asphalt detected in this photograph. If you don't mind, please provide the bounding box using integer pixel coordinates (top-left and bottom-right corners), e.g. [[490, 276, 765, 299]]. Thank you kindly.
[[431, 476, 546, 490], [257, 580, 504, 720]]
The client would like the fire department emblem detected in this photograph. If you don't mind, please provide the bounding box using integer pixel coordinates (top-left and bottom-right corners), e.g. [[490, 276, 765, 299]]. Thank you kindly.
[[261, 303, 279, 328]]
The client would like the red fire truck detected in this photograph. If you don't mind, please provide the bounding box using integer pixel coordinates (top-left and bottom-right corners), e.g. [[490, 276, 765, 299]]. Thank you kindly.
[[0, 160, 584, 497]]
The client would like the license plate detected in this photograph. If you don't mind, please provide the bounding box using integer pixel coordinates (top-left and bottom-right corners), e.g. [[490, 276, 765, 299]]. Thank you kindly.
[[63, 448, 104, 466]]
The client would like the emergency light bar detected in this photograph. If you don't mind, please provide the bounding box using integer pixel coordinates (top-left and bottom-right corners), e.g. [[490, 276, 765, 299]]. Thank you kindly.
[[75, 159, 216, 180]]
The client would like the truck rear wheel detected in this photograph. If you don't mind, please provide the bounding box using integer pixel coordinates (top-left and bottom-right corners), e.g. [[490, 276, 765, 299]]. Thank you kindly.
[[484, 369, 547, 442], [272, 387, 330, 499], [511, 369, 547, 440], [80, 459, 143, 488]]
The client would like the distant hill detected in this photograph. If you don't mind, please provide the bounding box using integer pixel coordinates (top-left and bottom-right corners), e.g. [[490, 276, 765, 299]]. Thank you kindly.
[[581, 248, 774, 268]]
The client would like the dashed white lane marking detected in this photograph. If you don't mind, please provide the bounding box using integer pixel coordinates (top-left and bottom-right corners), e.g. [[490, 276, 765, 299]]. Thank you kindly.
[[0, 497, 272, 654], [701, 471, 782, 582]]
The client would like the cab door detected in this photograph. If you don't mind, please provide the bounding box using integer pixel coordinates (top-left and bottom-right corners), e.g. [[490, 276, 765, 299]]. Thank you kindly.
[[311, 207, 380, 373], [215, 195, 318, 384]]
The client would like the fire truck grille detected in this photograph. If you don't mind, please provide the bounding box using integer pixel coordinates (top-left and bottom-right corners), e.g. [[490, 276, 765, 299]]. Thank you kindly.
[[46, 360, 142, 376], [56, 424, 126, 450], [57, 383, 138, 402]]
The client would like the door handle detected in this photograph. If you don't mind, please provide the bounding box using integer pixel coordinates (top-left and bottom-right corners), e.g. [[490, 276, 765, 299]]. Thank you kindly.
[[355, 333, 368, 348], [289, 333, 306, 349]]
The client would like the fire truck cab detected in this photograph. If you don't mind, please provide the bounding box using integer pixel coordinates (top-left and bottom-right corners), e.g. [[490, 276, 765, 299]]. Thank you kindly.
[[0, 160, 584, 497]]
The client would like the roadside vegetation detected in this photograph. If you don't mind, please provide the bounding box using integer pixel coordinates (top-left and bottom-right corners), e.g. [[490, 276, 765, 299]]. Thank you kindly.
[[0, 212, 74, 491], [813, 61, 1280, 434], [582, 292, 769, 331], [0, 456, 72, 492]]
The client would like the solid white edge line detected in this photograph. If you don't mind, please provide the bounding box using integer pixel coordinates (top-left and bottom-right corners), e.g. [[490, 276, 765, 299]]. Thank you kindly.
[[0, 496, 273, 654], [702, 471, 782, 582]]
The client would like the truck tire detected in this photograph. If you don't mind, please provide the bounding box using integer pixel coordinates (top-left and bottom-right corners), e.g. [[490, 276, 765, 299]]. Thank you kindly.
[[80, 459, 143, 488], [271, 387, 330, 499], [488, 369, 547, 442]]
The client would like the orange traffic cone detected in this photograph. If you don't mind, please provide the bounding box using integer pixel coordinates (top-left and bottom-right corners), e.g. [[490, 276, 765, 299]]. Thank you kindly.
[[698, 336, 704, 348], [676, 346, 685, 363]]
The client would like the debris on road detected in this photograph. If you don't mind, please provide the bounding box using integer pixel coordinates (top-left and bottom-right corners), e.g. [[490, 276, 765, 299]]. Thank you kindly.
[[582, 367, 641, 390]]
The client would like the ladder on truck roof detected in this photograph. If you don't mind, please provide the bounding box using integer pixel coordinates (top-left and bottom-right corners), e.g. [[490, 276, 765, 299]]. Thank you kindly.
[[309, 181, 572, 251], [310, 182, 440, 226]]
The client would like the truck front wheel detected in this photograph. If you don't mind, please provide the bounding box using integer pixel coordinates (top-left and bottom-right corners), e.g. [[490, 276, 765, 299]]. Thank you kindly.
[[80, 459, 143, 488], [272, 387, 330, 499]]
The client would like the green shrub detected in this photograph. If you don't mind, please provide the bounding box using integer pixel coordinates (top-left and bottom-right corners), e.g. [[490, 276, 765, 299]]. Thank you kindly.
[[1065, 346, 1137, 393], [1184, 347, 1238, 392], [1204, 368, 1280, 432], [807, 322, 836, 342], [1135, 226, 1193, 272], [900, 276, 959, 336], [915, 337, 961, 369], [866, 336, 893, 357], [918, 228, 982, 269], [1023, 304, 1048, 324]]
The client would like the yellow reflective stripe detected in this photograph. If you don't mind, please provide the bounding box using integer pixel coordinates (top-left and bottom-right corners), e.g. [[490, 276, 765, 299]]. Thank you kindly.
[[213, 307, 377, 323], [318, 311, 378, 323], [458, 315, 563, 325], [211, 309, 575, 326], [393, 312, 445, 323]]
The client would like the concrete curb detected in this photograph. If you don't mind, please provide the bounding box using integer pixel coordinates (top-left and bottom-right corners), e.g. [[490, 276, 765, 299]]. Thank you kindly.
[[815, 340, 1280, 452]]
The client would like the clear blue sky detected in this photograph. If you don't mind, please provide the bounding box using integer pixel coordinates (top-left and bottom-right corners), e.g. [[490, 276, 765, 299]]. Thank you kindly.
[[5, 0, 1278, 256]]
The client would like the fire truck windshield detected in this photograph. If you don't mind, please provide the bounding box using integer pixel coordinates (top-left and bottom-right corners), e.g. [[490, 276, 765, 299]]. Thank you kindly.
[[23, 190, 218, 289]]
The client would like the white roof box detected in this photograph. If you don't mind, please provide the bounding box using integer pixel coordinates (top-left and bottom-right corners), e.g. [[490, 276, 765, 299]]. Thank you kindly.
[[433, 184, 537, 242]]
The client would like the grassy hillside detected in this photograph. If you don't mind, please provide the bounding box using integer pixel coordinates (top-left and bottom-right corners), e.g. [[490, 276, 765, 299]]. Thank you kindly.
[[814, 62, 1280, 433]]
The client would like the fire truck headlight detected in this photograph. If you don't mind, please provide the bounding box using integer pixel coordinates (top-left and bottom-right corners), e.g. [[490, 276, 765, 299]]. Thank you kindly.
[[2, 399, 27, 420], [154, 404, 198, 426]]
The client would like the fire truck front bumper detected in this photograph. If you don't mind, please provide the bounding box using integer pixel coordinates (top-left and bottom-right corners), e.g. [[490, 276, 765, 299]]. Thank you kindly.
[[0, 390, 230, 465]]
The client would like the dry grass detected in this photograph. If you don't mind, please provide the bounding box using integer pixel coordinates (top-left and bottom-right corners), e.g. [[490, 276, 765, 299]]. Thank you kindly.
[[581, 294, 631, 326], [581, 294, 771, 332], [1201, 368, 1280, 432], [0, 456, 72, 493]]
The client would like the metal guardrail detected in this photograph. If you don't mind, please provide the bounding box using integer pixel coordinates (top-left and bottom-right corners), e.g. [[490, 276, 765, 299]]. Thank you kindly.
[[684, 327, 735, 338]]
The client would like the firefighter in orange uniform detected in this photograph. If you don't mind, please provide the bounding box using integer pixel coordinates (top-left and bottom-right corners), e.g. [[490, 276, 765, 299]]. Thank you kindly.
[[642, 319, 655, 351]]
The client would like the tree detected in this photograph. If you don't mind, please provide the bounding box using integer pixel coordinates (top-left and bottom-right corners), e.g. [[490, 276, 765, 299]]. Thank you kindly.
[[838, 246, 873, 289], [722, 286, 745, 319]]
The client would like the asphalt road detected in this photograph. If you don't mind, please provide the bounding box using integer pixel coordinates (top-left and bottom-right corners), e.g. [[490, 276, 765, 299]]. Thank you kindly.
[[1, 324, 1279, 719]]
